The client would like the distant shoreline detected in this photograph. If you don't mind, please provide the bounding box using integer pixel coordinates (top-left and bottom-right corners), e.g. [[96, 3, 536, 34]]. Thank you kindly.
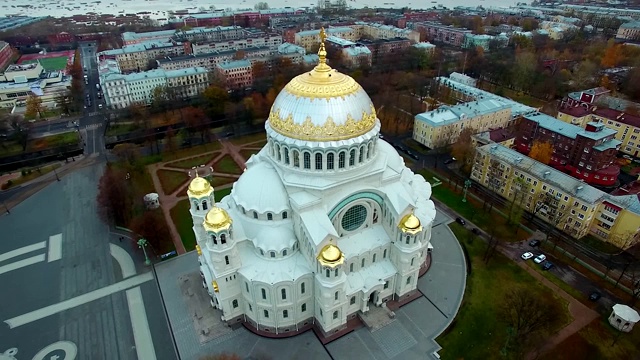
[[1, 0, 520, 19]]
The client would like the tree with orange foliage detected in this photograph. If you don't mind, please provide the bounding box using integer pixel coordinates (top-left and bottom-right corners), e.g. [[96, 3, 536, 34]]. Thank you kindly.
[[128, 209, 171, 251], [528, 140, 553, 164], [601, 42, 623, 68]]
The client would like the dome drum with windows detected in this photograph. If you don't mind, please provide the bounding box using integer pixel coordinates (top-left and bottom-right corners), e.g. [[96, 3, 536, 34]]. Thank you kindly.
[[267, 27, 378, 142]]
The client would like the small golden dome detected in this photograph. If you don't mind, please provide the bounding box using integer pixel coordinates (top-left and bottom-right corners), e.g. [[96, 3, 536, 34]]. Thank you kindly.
[[399, 213, 423, 234], [317, 243, 345, 267], [203, 207, 232, 232], [188, 175, 212, 197]]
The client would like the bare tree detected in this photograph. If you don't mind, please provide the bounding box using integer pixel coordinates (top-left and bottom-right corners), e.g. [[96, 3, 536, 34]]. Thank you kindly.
[[499, 287, 562, 357]]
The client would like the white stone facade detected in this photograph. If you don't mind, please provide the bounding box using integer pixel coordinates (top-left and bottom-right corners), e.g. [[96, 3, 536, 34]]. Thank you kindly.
[[189, 46, 436, 336]]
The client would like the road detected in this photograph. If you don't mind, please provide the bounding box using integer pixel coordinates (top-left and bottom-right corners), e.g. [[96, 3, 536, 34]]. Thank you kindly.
[[78, 42, 106, 156], [0, 164, 176, 360]]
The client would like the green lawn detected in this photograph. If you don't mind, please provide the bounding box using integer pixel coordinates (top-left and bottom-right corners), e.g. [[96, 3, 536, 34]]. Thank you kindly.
[[230, 132, 266, 146], [213, 155, 243, 174], [106, 123, 140, 137], [157, 169, 189, 195], [170, 186, 234, 251], [23, 56, 69, 71], [437, 223, 571, 359], [166, 153, 218, 169], [580, 234, 622, 255], [419, 169, 530, 242]]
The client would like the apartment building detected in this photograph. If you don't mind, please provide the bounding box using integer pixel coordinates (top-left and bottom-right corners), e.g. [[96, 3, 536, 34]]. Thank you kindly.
[[191, 34, 282, 55], [295, 27, 358, 51], [122, 29, 178, 45], [516, 113, 621, 187], [0, 41, 14, 71], [413, 99, 512, 149], [414, 22, 472, 47], [358, 38, 411, 63], [351, 22, 421, 43], [413, 42, 436, 55], [616, 21, 640, 42], [472, 144, 640, 248], [325, 36, 372, 69], [437, 76, 538, 118], [98, 41, 186, 73], [100, 65, 208, 109], [173, 26, 245, 43], [216, 60, 253, 90], [157, 46, 273, 71]]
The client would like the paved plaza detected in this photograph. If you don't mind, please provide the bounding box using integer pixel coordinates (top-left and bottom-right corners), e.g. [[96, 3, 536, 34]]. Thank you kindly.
[[156, 208, 466, 360]]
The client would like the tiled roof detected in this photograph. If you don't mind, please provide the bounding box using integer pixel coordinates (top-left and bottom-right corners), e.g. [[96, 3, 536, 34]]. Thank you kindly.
[[593, 108, 640, 128], [524, 112, 617, 141], [558, 105, 591, 117]]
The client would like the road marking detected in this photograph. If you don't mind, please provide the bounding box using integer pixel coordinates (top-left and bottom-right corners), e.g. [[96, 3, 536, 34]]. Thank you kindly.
[[0, 254, 46, 275], [32, 341, 77, 360], [127, 287, 157, 360], [0, 241, 46, 263], [48, 234, 62, 262], [4, 272, 153, 329], [109, 243, 136, 278]]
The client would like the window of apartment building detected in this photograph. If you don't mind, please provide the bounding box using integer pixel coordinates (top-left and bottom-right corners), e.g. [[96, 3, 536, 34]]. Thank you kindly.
[[578, 213, 585, 220]]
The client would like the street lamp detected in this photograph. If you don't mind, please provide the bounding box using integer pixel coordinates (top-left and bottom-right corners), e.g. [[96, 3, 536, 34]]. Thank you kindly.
[[138, 238, 151, 266], [462, 179, 472, 202]]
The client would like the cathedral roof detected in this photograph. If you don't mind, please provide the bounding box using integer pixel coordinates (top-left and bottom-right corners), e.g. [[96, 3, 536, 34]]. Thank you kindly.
[[231, 162, 290, 214], [203, 207, 232, 232], [187, 175, 213, 198], [268, 28, 377, 142]]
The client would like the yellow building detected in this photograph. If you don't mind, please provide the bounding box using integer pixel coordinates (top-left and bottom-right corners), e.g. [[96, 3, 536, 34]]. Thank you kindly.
[[295, 27, 358, 51], [413, 99, 512, 149], [472, 144, 640, 248], [557, 106, 640, 157]]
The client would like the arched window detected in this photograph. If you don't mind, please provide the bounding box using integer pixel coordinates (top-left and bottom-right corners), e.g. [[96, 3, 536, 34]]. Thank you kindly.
[[406, 276, 412, 285], [405, 236, 410, 244], [301, 282, 305, 294], [293, 150, 300, 168], [327, 152, 334, 170], [373, 254, 377, 263], [282, 249, 287, 256], [334, 268, 339, 276], [315, 153, 323, 170], [368, 142, 374, 158], [260, 249, 264, 255], [334, 291, 338, 300], [261, 288, 266, 299], [383, 249, 387, 258], [270, 251, 275, 258], [301, 303, 306, 312], [221, 234, 226, 244], [349, 149, 356, 166], [359, 147, 364, 163], [284, 147, 290, 165], [195, 202, 200, 211], [211, 235, 217, 244], [282, 211, 288, 219], [224, 256, 230, 265], [253, 211, 258, 219], [267, 213, 273, 220], [202, 200, 208, 210], [283, 310, 289, 318], [411, 258, 415, 266], [333, 311, 338, 319], [281, 288, 287, 300], [361, 258, 365, 268], [276, 144, 281, 161], [232, 299, 238, 308], [350, 263, 354, 272], [326, 269, 330, 277], [304, 152, 311, 169]]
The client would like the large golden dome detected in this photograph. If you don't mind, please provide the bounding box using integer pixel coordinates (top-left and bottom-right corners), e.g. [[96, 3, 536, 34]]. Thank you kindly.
[[317, 242, 345, 267], [398, 212, 423, 235], [187, 175, 213, 197], [268, 28, 377, 142], [203, 207, 232, 232]]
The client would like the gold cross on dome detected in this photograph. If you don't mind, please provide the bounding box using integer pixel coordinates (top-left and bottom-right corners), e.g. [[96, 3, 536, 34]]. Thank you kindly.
[[320, 27, 326, 44]]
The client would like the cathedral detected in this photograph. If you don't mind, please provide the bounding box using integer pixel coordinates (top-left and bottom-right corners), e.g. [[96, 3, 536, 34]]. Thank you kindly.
[[186, 29, 437, 337]]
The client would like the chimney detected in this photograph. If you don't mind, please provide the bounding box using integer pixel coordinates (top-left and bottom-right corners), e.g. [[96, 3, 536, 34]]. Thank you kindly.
[[543, 171, 550, 179]]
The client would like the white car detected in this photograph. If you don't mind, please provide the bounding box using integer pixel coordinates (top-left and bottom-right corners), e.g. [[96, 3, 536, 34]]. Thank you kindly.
[[534, 254, 547, 264], [521, 252, 534, 260]]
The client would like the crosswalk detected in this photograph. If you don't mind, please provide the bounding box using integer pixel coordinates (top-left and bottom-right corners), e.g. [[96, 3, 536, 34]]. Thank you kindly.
[[87, 111, 100, 116], [85, 123, 102, 131]]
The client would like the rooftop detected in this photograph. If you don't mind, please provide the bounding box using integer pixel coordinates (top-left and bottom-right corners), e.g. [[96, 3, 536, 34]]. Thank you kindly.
[[165, 67, 207, 78], [296, 27, 353, 37], [277, 43, 305, 55], [345, 46, 372, 57], [593, 107, 640, 128], [413, 42, 436, 49], [558, 105, 591, 117], [524, 112, 617, 141], [415, 98, 510, 126], [217, 59, 252, 70], [619, 20, 640, 29], [437, 77, 537, 117], [326, 36, 356, 47]]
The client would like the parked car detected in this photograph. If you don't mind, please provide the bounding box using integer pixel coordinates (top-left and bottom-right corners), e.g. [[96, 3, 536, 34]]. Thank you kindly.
[[534, 254, 547, 264], [542, 261, 554, 270], [471, 228, 481, 235], [406, 151, 419, 160], [443, 157, 457, 165], [521, 252, 534, 260], [529, 239, 541, 247], [589, 291, 601, 301], [456, 217, 466, 225]]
